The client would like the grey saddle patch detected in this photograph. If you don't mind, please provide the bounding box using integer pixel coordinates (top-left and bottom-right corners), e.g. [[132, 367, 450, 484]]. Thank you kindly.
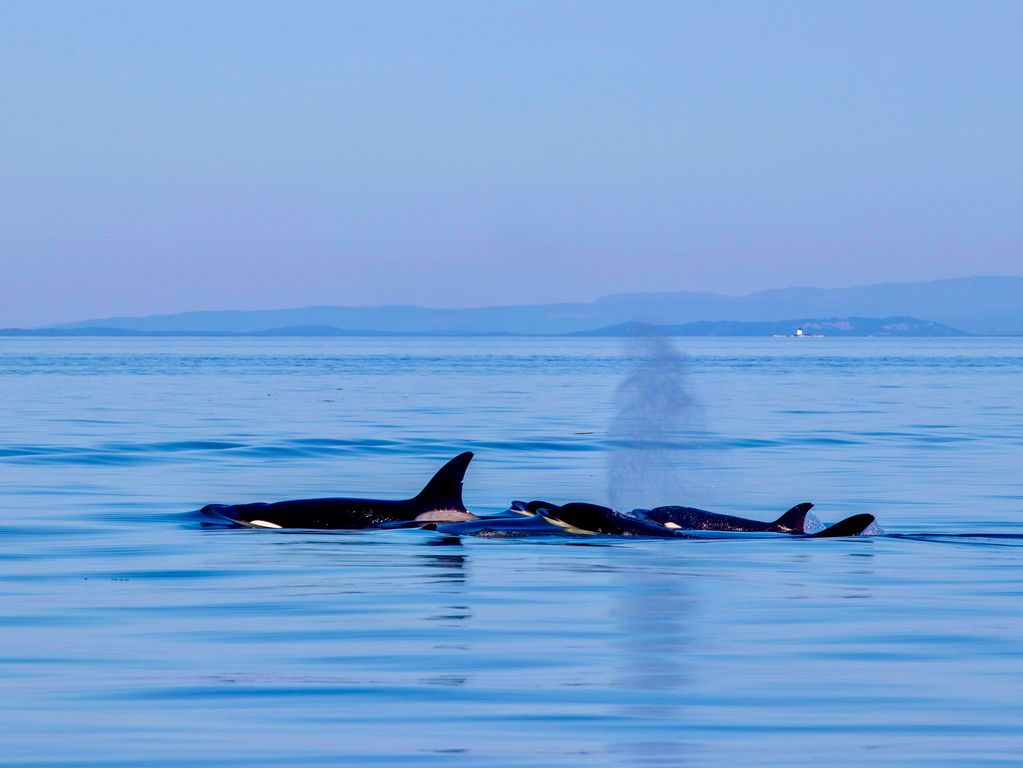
[[414, 509, 479, 522]]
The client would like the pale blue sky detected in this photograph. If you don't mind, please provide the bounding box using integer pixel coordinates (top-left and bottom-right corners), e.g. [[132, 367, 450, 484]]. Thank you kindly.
[[1, 1, 1020, 326]]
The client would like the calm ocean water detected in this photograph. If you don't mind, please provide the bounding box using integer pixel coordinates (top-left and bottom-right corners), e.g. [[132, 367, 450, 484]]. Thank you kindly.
[[1, 337, 1022, 767]]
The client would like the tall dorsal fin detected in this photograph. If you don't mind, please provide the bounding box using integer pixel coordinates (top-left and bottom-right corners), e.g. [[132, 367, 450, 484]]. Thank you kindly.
[[773, 502, 813, 533], [413, 452, 473, 511]]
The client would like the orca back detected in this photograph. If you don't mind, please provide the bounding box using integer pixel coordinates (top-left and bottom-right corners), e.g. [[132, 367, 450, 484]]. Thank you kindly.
[[642, 505, 772, 532], [641, 502, 814, 534]]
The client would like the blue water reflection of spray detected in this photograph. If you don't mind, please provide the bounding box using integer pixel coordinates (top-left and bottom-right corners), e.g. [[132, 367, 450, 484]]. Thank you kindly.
[[607, 336, 704, 510]]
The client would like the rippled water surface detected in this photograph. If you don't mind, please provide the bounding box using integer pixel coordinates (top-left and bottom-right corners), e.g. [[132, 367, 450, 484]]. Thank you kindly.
[[2, 337, 1022, 767]]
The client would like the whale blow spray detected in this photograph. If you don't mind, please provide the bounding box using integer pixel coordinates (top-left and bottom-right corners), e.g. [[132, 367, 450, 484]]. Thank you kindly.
[[607, 336, 703, 510]]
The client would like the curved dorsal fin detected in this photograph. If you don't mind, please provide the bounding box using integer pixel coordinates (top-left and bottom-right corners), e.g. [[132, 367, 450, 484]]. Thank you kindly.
[[773, 502, 813, 533], [413, 452, 473, 511], [809, 513, 875, 538]]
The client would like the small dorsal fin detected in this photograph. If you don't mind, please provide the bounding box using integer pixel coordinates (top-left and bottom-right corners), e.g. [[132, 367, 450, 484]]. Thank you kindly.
[[525, 500, 558, 515], [413, 452, 473, 511], [809, 513, 875, 538], [773, 502, 813, 533], [510, 500, 551, 516], [532, 503, 563, 518]]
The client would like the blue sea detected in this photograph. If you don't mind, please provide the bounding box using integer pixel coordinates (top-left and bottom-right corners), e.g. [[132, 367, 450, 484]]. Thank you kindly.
[[1, 337, 1022, 767]]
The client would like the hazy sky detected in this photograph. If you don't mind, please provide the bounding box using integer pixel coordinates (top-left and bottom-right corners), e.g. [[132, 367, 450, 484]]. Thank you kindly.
[[1, 1, 1020, 326]]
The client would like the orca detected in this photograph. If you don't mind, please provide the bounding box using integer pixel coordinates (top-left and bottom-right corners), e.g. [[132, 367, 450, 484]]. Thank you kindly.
[[636, 502, 814, 534], [635, 503, 875, 537], [535, 502, 689, 537], [200, 452, 478, 529]]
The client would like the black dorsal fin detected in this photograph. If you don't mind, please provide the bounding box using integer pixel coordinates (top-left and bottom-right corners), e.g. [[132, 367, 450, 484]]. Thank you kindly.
[[809, 513, 875, 538], [773, 502, 814, 533], [413, 452, 473, 511]]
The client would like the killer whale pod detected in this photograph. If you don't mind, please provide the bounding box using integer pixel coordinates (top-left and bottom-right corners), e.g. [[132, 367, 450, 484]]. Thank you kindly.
[[503, 500, 875, 538], [197, 450, 877, 537]]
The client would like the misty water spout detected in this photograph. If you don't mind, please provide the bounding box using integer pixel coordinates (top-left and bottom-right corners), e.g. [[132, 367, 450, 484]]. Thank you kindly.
[[607, 336, 703, 509]]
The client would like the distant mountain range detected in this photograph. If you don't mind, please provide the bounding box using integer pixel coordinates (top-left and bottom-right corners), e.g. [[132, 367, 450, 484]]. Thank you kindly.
[[4, 275, 1021, 336], [1, 315, 968, 338], [571, 317, 967, 337]]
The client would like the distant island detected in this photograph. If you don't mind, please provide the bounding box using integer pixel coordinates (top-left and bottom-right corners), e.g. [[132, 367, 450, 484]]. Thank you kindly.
[[2, 275, 1021, 336]]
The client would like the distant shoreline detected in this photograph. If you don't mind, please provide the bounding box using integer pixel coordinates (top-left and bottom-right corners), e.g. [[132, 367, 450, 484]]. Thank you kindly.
[[2, 320, 1013, 339]]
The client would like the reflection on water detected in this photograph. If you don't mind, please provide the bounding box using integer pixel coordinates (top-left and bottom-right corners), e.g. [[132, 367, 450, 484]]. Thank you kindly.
[[1, 337, 1023, 766], [611, 550, 694, 767]]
